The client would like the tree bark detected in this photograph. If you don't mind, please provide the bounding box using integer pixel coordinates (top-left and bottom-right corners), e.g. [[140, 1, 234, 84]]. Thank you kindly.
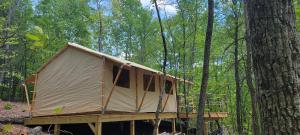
[[196, 0, 214, 134], [245, 0, 300, 134], [177, 0, 190, 130], [232, 1, 242, 134], [96, 0, 103, 52], [243, 2, 260, 135], [153, 0, 168, 134]]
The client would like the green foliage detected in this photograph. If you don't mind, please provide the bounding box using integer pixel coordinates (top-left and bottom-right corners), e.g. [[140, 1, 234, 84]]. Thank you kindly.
[[53, 107, 63, 114], [2, 0, 299, 134], [2, 124, 13, 133], [26, 26, 48, 49], [3, 103, 13, 110]]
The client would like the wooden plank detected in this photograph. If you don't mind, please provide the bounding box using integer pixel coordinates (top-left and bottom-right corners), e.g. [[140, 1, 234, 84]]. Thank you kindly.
[[98, 113, 176, 122], [101, 58, 106, 110], [31, 74, 38, 114], [156, 119, 161, 134], [135, 68, 138, 111], [88, 123, 95, 134], [22, 84, 31, 116], [25, 113, 177, 125], [103, 64, 125, 113], [95, 122, 102, 135], [179, 112, 228, 121], [25, 112, 228, 126], [204, 122, 208, 135], [130, 120, 135, 135], [54, 124, 60, 135], [25, 115, 99, 125]]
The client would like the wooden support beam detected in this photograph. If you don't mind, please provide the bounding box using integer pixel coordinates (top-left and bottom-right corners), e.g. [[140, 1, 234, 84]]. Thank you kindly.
[[24, 112, 228, 126], [204, 122, 208, 135], [137, 74, 154, 112], [54, 124, 60, 135], [31, 74, 38, 115], [156, 119, 161, 134], [179, 112, 228, 121], [22, 84, 31, 116], [88, 123, 95, 134], [135, 68, 138, 111], [172, 118, 176, 134], [103, 64, 125, 113], [95, 122, 102, 135], [101, 58, 106, 110], [25, 113, 178, 125], [130, 120, 135, 135]]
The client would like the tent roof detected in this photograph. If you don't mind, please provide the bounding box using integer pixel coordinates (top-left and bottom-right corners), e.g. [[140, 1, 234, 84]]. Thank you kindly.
[[33, 42, 192, 84]]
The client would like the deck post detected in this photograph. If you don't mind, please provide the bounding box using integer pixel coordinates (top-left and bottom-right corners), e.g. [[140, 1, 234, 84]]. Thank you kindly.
[[172, 118, 176, 134], [204, 122, 209, 135], [95, 122, 102, 135], [130, 120, 135, 135], [54, 124, 60, 135], [155, 119, 161, 135]]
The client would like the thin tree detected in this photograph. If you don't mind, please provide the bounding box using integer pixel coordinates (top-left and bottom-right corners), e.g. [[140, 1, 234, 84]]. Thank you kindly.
[[244, 1, 260, 135], [232, 0, 242, 134], [153, 0, 168, 134], [176, 0, 190, 131], [245, 0, 300, 134], [196, 0, 214, 134], [96, 0, 103, 52]]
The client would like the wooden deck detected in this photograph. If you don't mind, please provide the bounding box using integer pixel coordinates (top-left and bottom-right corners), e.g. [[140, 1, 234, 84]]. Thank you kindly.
[[25, 112, 227, 125], [25, 112, 228, 135]]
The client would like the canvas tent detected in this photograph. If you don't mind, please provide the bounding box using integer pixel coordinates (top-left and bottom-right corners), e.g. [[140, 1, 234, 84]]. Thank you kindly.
[[29, 43, 191, 116]]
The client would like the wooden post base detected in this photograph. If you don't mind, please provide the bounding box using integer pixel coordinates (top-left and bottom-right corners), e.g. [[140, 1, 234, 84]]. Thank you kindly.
[[130, 120, 135, 135], [54, 124, 60, 135]]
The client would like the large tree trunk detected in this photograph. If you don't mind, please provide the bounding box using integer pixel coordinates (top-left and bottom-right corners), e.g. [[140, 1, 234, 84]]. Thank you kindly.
[[245, 0, 300, 134], [196, 0, 214, 134]]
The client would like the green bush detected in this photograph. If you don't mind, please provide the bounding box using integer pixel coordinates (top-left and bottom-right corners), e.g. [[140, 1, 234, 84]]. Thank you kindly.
[[3, 103, 13, 110]]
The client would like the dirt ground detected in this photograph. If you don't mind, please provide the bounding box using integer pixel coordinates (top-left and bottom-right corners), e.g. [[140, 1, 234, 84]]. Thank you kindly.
[[0, 100, 48, 135]]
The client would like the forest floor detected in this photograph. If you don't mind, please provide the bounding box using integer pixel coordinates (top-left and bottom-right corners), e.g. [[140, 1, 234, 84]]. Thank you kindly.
[[0, 100, 178, 135], [0, 99, 48, 135]]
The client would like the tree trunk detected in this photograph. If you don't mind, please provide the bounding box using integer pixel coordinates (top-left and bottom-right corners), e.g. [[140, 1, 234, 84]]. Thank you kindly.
[[96, 0, 103, 52], [232, 3, 242, 134], [196, 0, 214, 134], [245, 0, 300, 134], [243, 2, 260, 135], [177, 0, 190, 130], [153, 0, 168, 134]]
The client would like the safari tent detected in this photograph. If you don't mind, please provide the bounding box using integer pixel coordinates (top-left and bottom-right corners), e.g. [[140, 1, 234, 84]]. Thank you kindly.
[[29, 43, 190, 116]]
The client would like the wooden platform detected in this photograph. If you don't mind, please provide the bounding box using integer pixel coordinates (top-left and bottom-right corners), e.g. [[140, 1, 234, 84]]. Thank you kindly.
[[24, 112, 227, 135], [25, 112, 227, 125]]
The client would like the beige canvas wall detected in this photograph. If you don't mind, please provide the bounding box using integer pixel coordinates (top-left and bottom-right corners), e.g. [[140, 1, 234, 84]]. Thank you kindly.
[[103, 60, 177, 113], [33, 48, 104, 116], [103, 60, 137, 112], [33, 46, 177, 116]]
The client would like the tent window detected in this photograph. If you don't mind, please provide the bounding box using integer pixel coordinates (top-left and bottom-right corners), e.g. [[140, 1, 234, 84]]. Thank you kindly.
[[113, 65, 130, 88], [143, 74, 155, 92], [164, 80, 173, 95]]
